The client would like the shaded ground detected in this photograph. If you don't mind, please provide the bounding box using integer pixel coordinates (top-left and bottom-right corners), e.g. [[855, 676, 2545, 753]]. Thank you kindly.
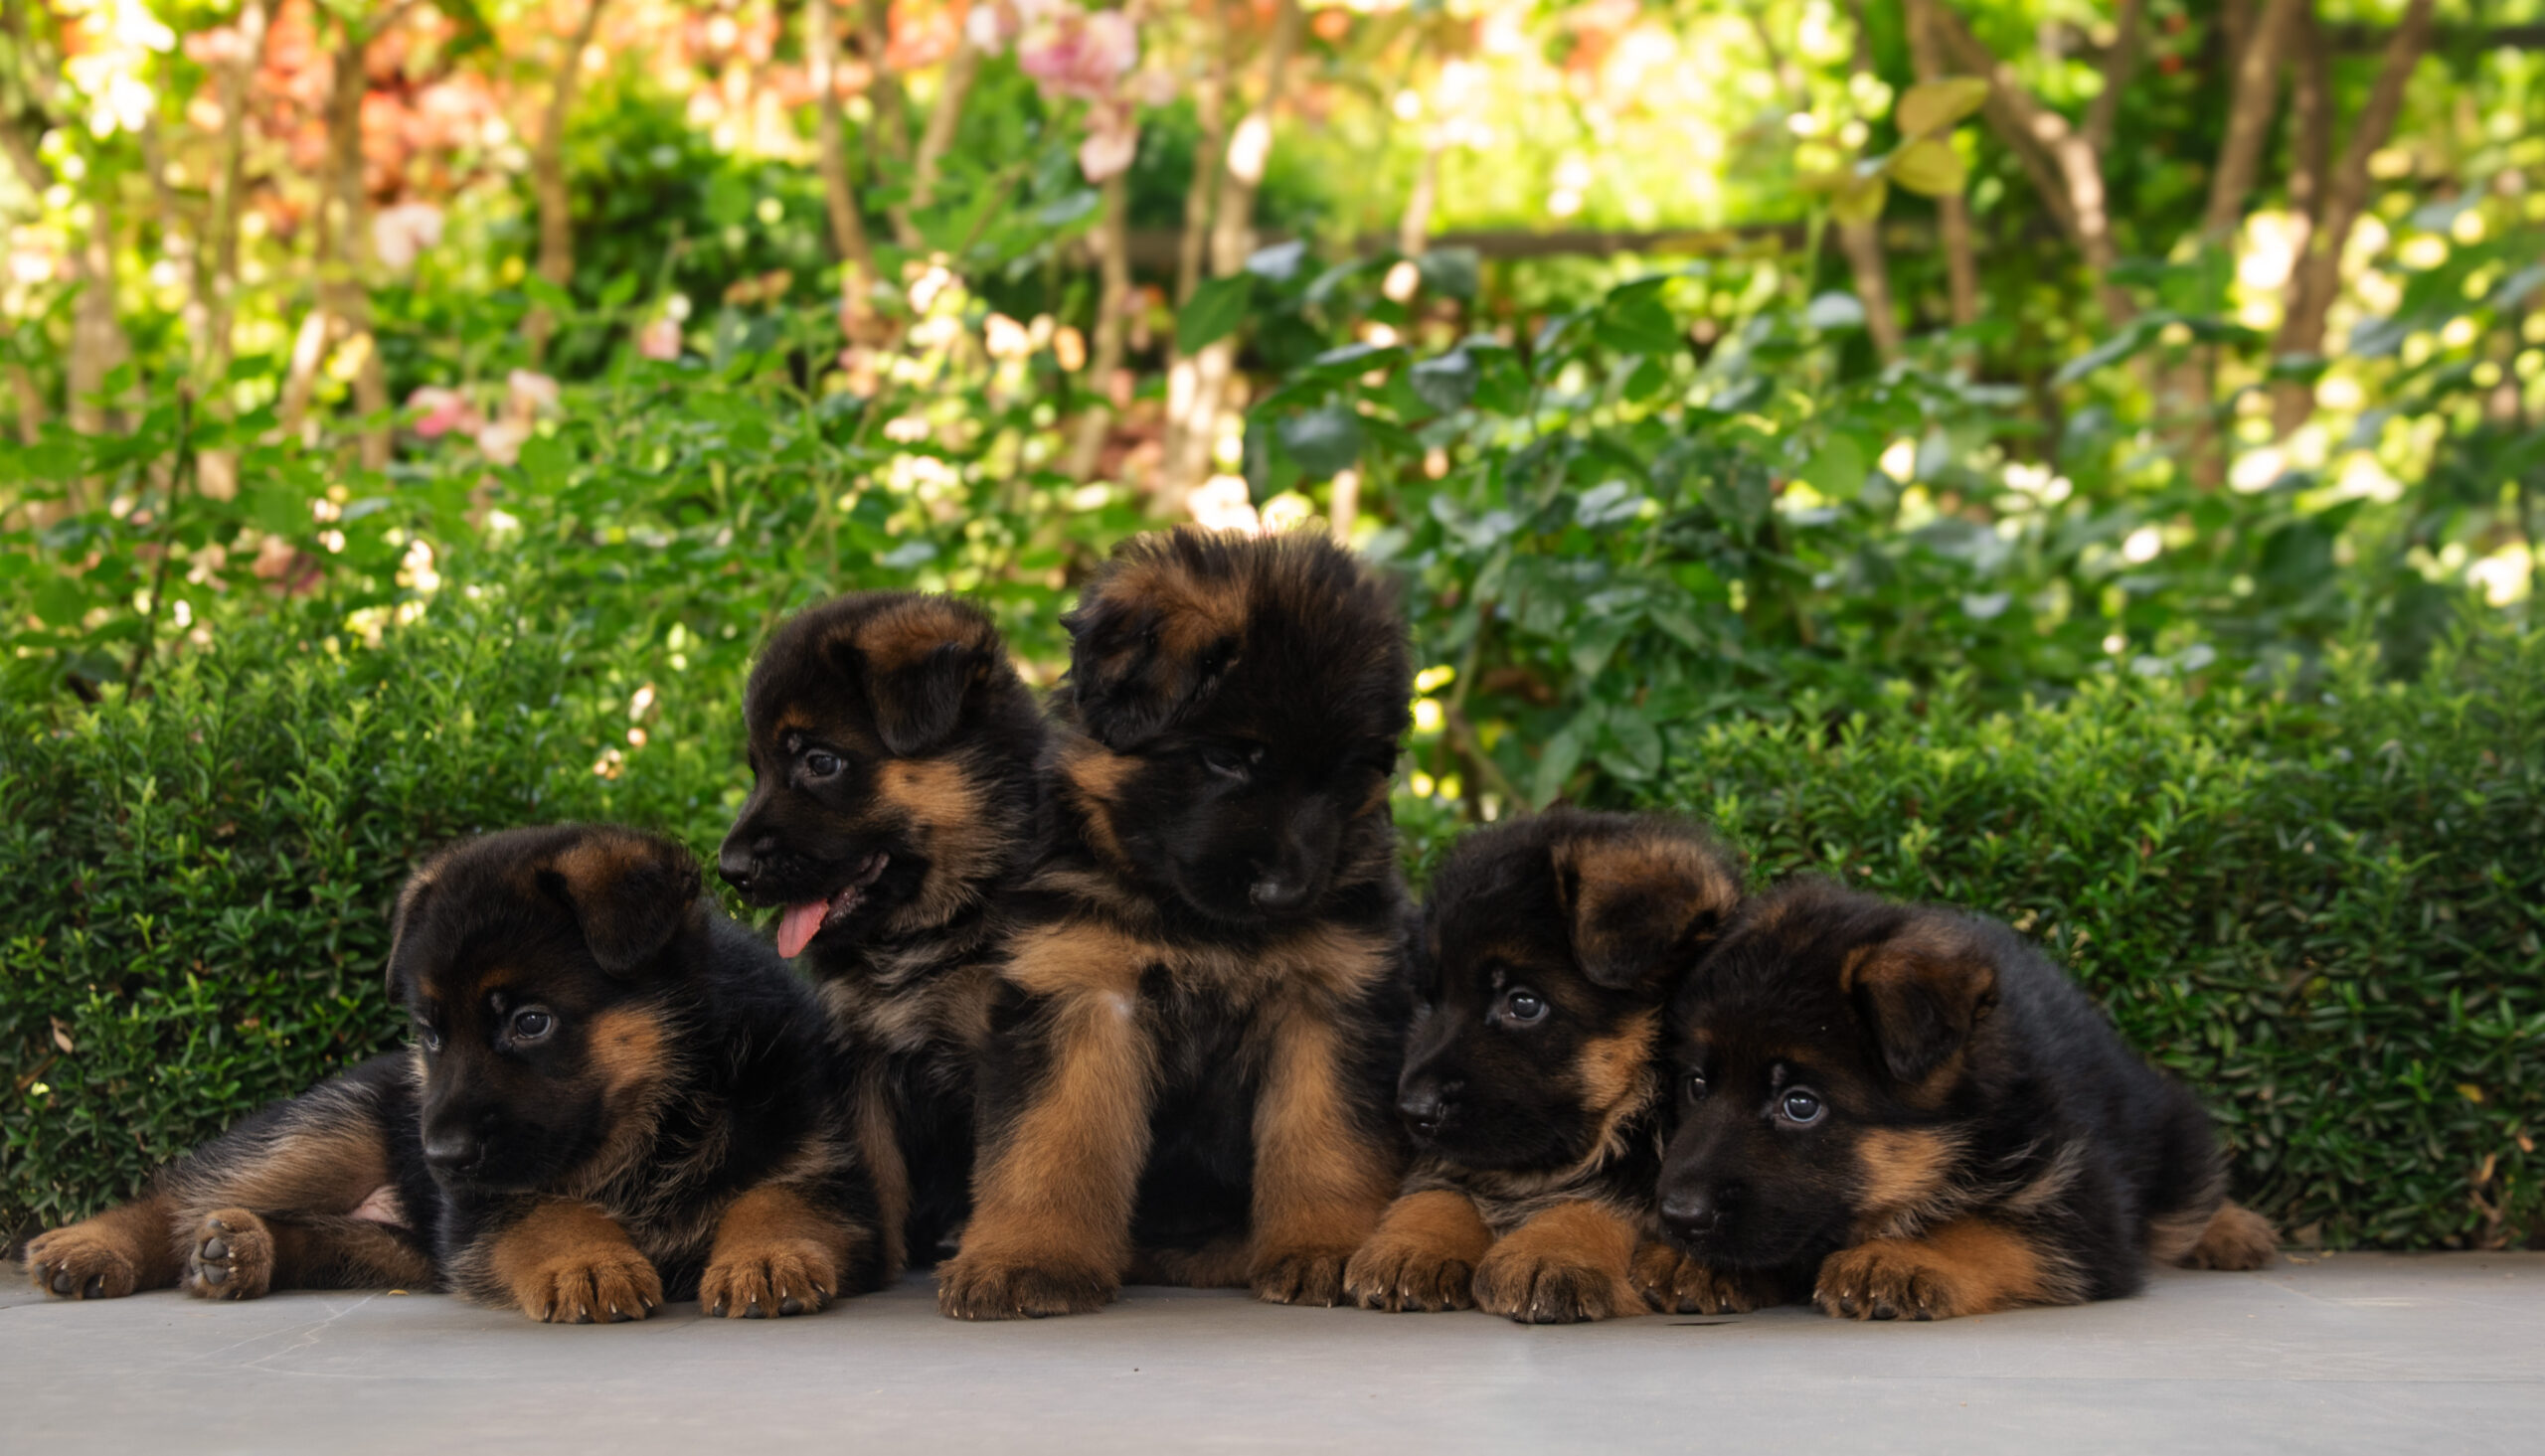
[[3, 1252, 2535, 1454]]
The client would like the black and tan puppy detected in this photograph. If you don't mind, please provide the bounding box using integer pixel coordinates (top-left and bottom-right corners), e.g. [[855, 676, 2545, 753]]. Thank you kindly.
[[24, 825, 886, 1323], [718, 591, 1047, 1275], [1653, 878, 2278, 1322], [1344, 811, 1746, 1323], [935, 527, 1415, 1320]]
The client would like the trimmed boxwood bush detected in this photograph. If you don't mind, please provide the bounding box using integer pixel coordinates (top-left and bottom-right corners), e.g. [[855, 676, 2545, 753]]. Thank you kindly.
[[6, 609, 2538, 1251], [1652, 626, 2544, 1250]]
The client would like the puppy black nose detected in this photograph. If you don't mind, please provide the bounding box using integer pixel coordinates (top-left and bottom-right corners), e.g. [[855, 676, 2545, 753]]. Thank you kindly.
[[1397, 1088, 1449, 1137], [716, 845, 759, 890], [1662, 1187, 1727, 1242], [422, 1130, 482, 1175], [1249, 874, 1311, 913]]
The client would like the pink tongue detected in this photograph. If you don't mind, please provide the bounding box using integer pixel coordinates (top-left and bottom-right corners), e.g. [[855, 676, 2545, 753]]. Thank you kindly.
[[776, 900, 828, 959]]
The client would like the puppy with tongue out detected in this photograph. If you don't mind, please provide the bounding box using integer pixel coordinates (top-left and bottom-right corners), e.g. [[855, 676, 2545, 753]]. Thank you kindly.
[[718, 590, 1047, 1277]]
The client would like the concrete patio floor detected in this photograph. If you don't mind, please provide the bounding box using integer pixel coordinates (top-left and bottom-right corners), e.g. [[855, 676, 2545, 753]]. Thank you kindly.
[[2, 1252, 2536, 1455]]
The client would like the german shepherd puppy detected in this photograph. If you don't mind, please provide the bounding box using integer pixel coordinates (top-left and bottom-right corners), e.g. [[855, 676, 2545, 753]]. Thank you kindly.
[[23, 825, 886, 1322], [935, 527, 1414, 1320], [717, 591, 1047, 1275], [1654, 878, 2278, 1321], [1345, 811, 1746, 1323]]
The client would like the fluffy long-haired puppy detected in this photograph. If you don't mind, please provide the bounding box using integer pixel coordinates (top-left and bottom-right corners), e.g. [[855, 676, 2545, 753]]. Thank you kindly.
[[718, 591, 1048, 1274], [1344, 811, 1746, 1323], [1654, 879, 2278, 1322], [935, 527, 1415, 1320], [24, 826, 886, 1323]]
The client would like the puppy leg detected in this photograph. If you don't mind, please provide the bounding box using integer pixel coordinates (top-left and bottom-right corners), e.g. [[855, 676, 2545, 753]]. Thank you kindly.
[[1815, 1217, 2069, 1321], [481, 1199, 663, 1325], [1344, 1190, 1493, 1313], [1471, 1202, 1646, 1324], [180, 1209, 434, 1299], [2179, 1202, 2278, 1271], [23, 1192, 184, 1301], [938, 977, 1156, 1321], [1248, 1006, 1401, 1307], [1630, 1241, 1782, 1315], [701, 1184, 872, 1319]]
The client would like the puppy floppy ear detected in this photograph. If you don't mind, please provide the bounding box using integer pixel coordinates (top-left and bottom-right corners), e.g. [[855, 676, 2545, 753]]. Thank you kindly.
[[537, 829, 704, 976], [1841, 918, 1999, 1085], [1063, 542, 1248, 750], [1554, 829, 1744, 990], [836, 599, 1003, 756], [383, 850, 454, 1004]]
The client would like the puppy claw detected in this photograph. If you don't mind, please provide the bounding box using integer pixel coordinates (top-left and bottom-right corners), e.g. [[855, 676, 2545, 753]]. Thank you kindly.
[[25, 1224, 148, 1302], [1343, 1240, 1476, 1314], [1251, 1248, 1354, 1308], [1815, 1243, 1969, 1323], [935, 1254, 1115, 1321], [701, 1237, 840, 1321], [517, 1246, 662, 1326], [1472, 1249, 1642, 1325], [1630, 1244, 1774, 1315]]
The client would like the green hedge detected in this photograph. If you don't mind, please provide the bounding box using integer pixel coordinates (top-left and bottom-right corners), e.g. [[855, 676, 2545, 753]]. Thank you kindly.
[[8, 609, 2539, 1251], [1653, 627, 2544, 1250]]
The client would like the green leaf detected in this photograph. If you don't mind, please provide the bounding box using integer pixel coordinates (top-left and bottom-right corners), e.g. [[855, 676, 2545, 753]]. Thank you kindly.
[[1799, 433, 1870, 499], [518, 434, 573, 490], [1416, 246, 1481, 300], [1885, 137, 1966, 197], [1276, 405, 1364, 478], [1804, 292, 1868, 331], [1176, 275, 1254, 355], [1897, 78, 1989, 137], [1828, 173, 1888, 225], [1531, 721, 1587, 808], [1409, 348, 1479, 413]]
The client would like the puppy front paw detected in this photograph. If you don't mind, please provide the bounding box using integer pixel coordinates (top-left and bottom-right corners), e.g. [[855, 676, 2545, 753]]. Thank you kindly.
[[1815, 1242, 1961, 1322], [185, 1210, 276, 1301], [513, 1245, 662, 1325], [1343, 1235, 1478, 1313], [700, 1238, 839, 1319], [1630, 1242, 1775, 1315], [934, 1252, 1115, 1321], [1472, 1244, 1641, 1325], [1249, 1245, 1356, 1308]]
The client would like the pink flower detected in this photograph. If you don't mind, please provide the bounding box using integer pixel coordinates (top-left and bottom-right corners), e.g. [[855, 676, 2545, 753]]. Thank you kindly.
[[371, 202, 444, 272], [475, 420, 529, 465], [506, 369, 561, 416], [408, 387, 482, 439], [637, 318, 682, 361], [1019, 6, 1137, 104], [183, 25, 253, 67], [1078, 103, 1138, 182]]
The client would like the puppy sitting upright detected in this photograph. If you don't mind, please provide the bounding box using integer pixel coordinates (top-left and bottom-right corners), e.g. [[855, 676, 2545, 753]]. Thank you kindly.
[[25, 826, 885, 1323], [718, 591, 1047, 1275], [1345, 811, 1746, 1323], [936, 527, 1414, 1320], [1655, 879, 2278, 1322]]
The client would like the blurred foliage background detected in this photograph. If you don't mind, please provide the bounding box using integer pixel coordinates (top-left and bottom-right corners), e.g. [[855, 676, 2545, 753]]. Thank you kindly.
[[1, 0, 2540, 1248]]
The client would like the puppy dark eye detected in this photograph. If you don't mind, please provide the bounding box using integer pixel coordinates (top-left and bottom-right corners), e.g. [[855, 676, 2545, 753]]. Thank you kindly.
[[1199, 744, 1252, 778], [417, 1023, 442, 1054], [509, 1008, 557, 1043], [1780, 1088, 1823, 1125], [804, 750, 842, 778], [1501, 988, 1547, 1025], [1686, 1071, 1708, 1101]]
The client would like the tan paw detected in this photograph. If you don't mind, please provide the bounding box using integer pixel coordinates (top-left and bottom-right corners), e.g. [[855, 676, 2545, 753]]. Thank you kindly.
[[1630, 1242, 1776, 1315], [514, 1246, 662, 1325], [25, 1226, 145, 1301], [1249, 1245, 1355, 1308], [184, 1210, 275, 1301], [1471, 1244, 1642, 1325], [2180, 1203, 2277, 1271], [1343, 1235, 1478, 1313], [700, 1238, 839, 1319], [1815, 1242, 1967, 1321], [934, 1252, 1115, 1321]]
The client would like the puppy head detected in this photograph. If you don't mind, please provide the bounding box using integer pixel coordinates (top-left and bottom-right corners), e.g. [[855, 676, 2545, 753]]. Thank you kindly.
[[1655, 880, 2000, 1270], [387, 825, 707, 1195], [718, 591, 1045, 956], [1397, 810, 1741, 1173], [1054, 528, 1411, 925]]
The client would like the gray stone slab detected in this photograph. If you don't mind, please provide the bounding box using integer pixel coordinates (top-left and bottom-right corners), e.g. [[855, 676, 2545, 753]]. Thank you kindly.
[[3, 1253, 2537, 1455]]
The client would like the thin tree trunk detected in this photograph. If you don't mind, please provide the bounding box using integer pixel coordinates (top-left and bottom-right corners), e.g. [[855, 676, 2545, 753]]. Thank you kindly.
[[526, 0, 609, 359], [2271, 0, 2436, 434], [1838, 0, 1902, 358], [1399, 137, 1442, 257], [909, 37, 981, 216], [1174, 0, 1231, 306], [69, 179, 131, 440], [1906, 0, 1977, 330], [1064, 172, 1132, 481], [2287, 4, 2332, 234], [202, 0, 275, 387], [2204, 0, 2303, 240], [808, 0, 879, 309], [859, 0, 918, 245], [1161, 0, 1304, 505], [8, 364, 39, 444], [279, 14, 397, 469]]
